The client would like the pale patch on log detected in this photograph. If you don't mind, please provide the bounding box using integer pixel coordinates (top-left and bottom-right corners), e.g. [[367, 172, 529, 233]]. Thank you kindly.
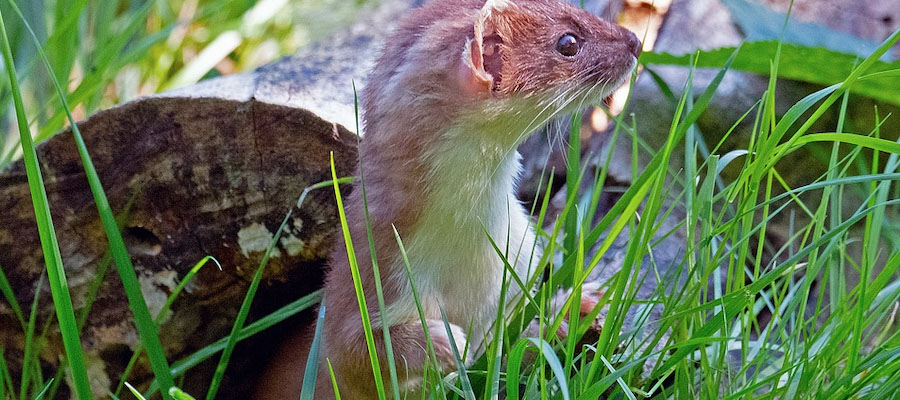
[[237, 222, 281, 258]]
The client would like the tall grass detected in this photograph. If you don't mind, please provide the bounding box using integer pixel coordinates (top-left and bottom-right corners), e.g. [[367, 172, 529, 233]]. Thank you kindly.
[[1, 0, 899, 399], [303, 29, 900, 400], [0, 7, 94, 400]]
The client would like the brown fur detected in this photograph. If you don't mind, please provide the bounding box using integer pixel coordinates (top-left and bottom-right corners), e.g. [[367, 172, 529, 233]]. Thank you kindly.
[[255, 1, 639, 398]]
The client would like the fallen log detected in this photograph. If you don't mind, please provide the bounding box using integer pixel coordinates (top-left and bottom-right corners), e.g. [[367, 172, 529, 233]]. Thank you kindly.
[[0, 0, 415, 395]]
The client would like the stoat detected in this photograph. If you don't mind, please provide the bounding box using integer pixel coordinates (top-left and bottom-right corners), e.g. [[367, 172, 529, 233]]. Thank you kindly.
[[256, 0, 640, 398]]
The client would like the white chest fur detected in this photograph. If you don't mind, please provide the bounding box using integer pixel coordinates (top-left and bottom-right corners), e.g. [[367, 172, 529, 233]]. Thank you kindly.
[[381, 133, 539, 347]]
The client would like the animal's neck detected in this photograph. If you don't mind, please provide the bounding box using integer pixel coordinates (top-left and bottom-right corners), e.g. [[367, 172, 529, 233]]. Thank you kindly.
[[362, 114, 529, 231], [421, 132, 522, 228]]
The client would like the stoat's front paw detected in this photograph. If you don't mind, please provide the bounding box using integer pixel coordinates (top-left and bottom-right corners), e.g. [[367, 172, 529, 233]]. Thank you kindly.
[[576, 281, 604, 316], [551, 281, 605, 338], [425, 319, 470, 372]]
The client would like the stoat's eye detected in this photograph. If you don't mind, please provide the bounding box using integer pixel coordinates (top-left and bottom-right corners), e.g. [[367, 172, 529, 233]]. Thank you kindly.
[[556, 34, 579, 57]]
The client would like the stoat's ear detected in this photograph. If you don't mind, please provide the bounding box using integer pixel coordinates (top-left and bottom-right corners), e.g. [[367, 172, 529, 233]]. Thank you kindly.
[[457, 0, 510, 97]]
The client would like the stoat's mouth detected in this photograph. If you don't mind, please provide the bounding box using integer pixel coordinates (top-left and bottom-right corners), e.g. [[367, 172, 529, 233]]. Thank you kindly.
[[596, 56, 637, 97], [585, 70, 633, 104], [578, 58, 637, 99], [611, 65, 636, 93]]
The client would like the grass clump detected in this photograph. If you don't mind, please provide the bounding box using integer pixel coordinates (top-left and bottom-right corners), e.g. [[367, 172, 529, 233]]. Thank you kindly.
[[0, 1, 899, 399], [310, 29, 900, 400]]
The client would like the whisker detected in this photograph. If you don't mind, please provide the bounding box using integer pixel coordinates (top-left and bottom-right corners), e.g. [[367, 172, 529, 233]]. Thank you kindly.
[[469, 69, 623, 216]]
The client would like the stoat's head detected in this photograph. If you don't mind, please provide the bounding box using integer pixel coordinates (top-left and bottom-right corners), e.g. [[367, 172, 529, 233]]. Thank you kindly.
[[363, 0, 640, 148], [460, 0, 640, 102]]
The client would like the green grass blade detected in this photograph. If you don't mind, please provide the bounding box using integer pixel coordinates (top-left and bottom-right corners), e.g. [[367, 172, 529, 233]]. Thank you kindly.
[[504, 339, 530, 400], [168, 387, 197, 400], [5, 2, 177, 397], [598, 355, 636, 400], [144, 290, 323, 396], [204, 177, 347, 400], [0, 8, 93, 400], [353, 81, 401, 400], [115, 256, 219, 397], [438, 307, 475, 400], [159, 256, 221, 321], [529, 338, 570, 400], [776, 132, 900, 154], [19, 274, 44, 400], [299, 295, 327, 400], [564, 111, 582, 258], [126, 382, 148, 400], [640, 40, 900, 106], [327, 360, 342, 400], [204, 247, 276, 400], [0, 262, 25, 329], [329, 152, 387, 399], [768, 29, 900, 163], [480, 227, 512, 400], [653, 198, 900, 379], [34, 1, 159, 142], [392, 226, 449, 397], [30, 378, 52, 400], [1, 348, 13, 399]]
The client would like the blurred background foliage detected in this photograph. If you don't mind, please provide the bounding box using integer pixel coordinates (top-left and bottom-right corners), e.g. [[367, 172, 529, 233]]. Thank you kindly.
[[0, 0, 369, 166]]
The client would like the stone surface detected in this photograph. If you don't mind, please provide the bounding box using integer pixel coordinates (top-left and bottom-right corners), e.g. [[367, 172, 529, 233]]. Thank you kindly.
[[763, 0, 900, 56]]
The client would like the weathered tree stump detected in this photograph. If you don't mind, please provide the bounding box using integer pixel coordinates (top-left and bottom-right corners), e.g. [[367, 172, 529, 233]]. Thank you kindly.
[[0, 0, 418, 395]]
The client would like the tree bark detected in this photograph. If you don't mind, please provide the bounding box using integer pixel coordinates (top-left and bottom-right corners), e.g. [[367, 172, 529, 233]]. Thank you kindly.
[[0, 0, 419, 395]]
